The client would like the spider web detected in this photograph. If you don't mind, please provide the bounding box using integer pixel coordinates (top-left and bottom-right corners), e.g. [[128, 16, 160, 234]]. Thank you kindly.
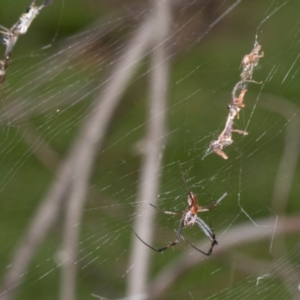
[[0, 0, 299, 300]]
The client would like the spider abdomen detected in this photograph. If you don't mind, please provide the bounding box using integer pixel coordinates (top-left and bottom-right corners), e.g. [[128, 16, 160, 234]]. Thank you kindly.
[[183, 212, 197, 226]]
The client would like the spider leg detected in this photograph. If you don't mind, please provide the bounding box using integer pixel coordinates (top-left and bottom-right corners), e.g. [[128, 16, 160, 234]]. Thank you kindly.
[[0, 25, 10, 33], [4, 36, 18, 56], [198, 192, 227, 212], [133, 219, 184, 252], [181, 235, 218, 256], [196, 217, 216, 242], [37, 0, 53, 11], [43, 0, 54, 6], [150, 203, 183, 216], [180, 217, 218, 256]]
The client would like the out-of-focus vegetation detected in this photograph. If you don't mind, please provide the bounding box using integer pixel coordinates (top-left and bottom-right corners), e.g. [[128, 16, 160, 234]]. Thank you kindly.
[[0, 1, 299, 299]]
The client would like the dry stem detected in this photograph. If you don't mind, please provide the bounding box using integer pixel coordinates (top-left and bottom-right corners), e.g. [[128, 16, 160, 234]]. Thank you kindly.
[[127, 0, 171, 297]]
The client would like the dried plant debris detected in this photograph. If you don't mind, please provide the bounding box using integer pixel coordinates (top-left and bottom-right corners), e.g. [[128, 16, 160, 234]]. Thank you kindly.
[[209, 42, 264, 160], [241, 43, 264, 81]]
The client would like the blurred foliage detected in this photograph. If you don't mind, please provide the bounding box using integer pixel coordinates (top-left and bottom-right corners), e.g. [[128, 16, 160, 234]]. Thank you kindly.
[[0, 1, 299, 299]]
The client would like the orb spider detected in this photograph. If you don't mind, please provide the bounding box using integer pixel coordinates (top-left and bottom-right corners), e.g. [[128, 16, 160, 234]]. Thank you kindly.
[[133, 189, 227, 256]]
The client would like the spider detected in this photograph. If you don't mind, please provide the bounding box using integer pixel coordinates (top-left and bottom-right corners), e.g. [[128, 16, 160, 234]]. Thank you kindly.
[[133, 189, 227, 256], [0, 0, 53, 56]]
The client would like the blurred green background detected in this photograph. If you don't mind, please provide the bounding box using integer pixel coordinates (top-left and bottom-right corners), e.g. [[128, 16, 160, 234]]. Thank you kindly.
[[0, 0, 299, 299]]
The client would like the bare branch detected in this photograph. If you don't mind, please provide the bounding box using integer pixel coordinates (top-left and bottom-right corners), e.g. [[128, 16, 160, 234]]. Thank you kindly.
[[147, 216, 300, 299], [58, 14, 157, 300], [127, 0, 171, 297], [0, 14, 156, 300]]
